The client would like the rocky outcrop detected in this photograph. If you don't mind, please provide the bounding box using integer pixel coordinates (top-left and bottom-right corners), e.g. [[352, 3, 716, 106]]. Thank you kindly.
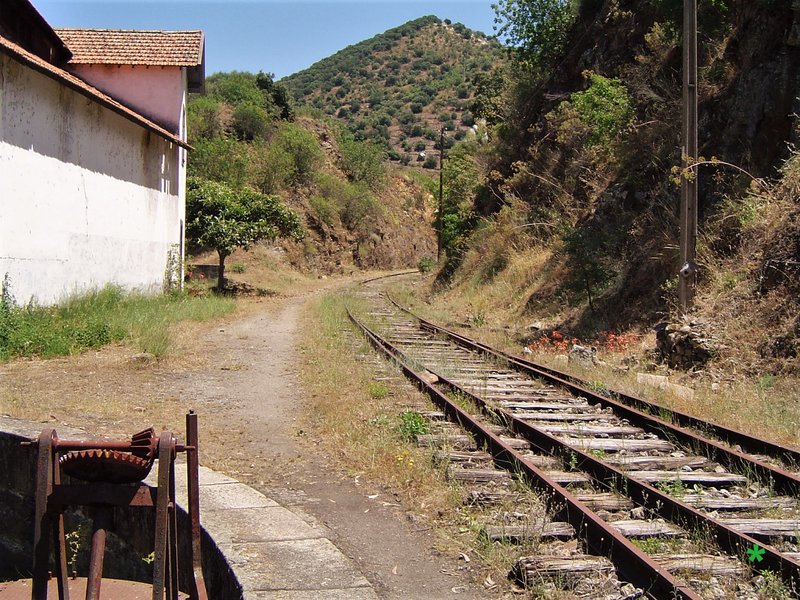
[[654, 320, 717, 370]]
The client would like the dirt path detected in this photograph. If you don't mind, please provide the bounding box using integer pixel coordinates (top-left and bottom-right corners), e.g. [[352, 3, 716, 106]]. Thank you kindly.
[[192, 295, 484, 599]]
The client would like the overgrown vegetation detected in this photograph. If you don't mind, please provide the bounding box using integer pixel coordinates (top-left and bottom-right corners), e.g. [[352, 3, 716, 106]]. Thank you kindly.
[[187, 62, 435, 273], [0, 282, 234, 361], [419, 0, 800, 379]]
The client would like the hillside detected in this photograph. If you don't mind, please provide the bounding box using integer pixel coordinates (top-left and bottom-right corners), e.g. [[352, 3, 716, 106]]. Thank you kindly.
[[282, 16, 506, 167], [186, 72, 437, 277], [419, 0, 800, 378]]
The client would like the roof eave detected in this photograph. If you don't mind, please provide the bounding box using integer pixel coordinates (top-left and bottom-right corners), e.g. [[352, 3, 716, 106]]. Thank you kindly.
[[0, 39, 191, 150], [187, 33, 205, 94]]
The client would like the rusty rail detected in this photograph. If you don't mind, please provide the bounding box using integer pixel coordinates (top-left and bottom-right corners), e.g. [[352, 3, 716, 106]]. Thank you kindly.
[[431, 372, 800, 592], [346, 306, 700, 600], [391, 301, 800, 498]]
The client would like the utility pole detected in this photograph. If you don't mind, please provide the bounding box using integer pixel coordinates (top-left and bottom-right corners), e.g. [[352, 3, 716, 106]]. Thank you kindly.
[[437, 126, 445, 262], [679, 0, 698, 312]]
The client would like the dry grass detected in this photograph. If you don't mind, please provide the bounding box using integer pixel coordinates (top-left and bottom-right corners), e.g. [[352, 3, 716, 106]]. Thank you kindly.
[[1, 337, 198, 438], [188, 243, 321, 296], [394, 245, 562, 332], [297, 290, 560, 594], [298, 291, 461, 511]]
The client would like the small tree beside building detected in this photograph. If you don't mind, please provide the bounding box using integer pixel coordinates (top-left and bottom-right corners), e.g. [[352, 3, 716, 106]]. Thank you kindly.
[[186, 178, 304, 290]]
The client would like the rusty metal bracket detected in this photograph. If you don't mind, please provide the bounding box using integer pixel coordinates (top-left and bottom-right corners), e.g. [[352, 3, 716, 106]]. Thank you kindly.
[[25, 413, 208, 600]]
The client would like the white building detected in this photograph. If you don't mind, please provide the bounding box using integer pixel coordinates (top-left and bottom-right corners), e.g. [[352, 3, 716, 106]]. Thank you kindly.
[[0, 0, 204, 305]]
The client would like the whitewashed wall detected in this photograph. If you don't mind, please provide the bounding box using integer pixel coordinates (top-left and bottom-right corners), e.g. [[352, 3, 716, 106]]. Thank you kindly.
[[0, 53, 183, 306]]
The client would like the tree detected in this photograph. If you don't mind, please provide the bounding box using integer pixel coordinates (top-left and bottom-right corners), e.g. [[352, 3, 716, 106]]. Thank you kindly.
[[256, 71, 294, 121], [186, 178, 304, 290], [492, 0, 577, 65]]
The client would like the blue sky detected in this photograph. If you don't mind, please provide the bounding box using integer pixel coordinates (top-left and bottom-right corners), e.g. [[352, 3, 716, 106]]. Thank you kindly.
[[35, 1, 500, 79]]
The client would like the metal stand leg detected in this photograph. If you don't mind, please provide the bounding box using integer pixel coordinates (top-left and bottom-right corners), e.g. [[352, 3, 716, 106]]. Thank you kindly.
[[167, 459, 179, 600], [32, 429, 54, 600], [152, 432, 174, 600], [186, 411, 208, 600]]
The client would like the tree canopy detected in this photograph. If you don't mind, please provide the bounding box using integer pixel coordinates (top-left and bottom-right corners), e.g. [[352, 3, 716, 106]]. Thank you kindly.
[[186, 178, 304, 289], [492, 0, 577, 65]]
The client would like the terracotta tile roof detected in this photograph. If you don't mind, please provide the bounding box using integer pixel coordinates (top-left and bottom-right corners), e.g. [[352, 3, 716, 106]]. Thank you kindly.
[[0, 33, 189, 149], [54, 28, 204, 67]]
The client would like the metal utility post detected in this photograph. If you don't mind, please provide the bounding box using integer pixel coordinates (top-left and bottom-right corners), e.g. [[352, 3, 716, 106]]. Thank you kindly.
[[437, 126, 445, 261], [679, 0, 698, 311]]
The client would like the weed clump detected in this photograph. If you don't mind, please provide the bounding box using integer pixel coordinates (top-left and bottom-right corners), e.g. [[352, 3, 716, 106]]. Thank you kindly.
[[396, 410, 429, 441]]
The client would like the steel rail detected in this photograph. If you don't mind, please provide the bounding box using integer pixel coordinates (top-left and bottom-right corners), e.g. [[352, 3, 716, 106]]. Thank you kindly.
[[375, 298, 800, 591], [346, 305, 700, 600], [430, 372, 800, 593], [389, 302, 800, 498], [455, 322, 800, 464], [359, 270, 420, 285]]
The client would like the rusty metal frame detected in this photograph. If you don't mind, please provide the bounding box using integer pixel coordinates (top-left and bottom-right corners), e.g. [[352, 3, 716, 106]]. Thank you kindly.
[[27, 414, 209, 600], [32, 428, 70, 600], [347, 307, 701, 600], [186, 411, 209, 600], [152, 431, 176, 600]]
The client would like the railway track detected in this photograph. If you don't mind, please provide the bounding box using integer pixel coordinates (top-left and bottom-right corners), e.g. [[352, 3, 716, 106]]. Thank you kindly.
[[346, 276, 800, 599]]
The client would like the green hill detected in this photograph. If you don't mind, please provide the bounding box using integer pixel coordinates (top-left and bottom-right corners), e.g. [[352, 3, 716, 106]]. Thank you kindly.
[[281, 16, 506, 167]]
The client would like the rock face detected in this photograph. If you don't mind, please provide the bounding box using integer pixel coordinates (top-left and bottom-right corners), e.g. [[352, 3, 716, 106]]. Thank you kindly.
[[654, 321, 716, 369]]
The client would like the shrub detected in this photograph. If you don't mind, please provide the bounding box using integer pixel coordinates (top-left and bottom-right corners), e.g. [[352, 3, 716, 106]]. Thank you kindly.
[[188, 136, 249, 187], [551, 71, 633, 150], [206, 71, 263, 106], [418, 256, 436, 273], [340, 184, 381, 230], [313, 174, 382, 233], [309, 194, 339, 228], [187, 96, 224, 141], [231, 102, 270, 140], [259, 123, 323, 190], [423, 156, 438, 169], [338, 133, 386, 189]]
